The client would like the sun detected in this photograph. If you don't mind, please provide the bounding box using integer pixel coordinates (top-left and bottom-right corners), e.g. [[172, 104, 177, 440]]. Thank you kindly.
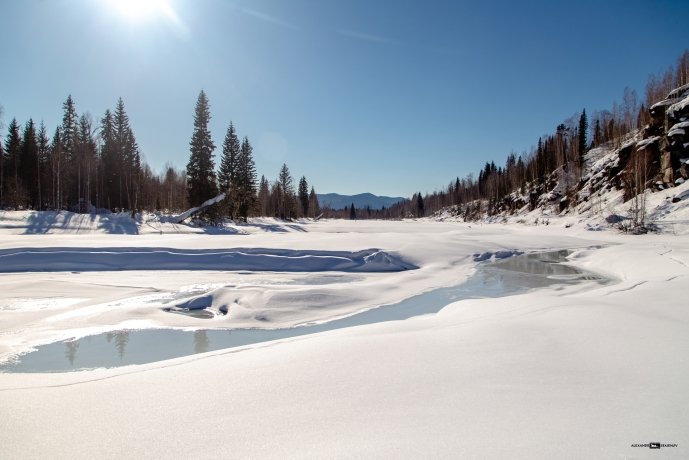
[[107, 0, 170, 22]]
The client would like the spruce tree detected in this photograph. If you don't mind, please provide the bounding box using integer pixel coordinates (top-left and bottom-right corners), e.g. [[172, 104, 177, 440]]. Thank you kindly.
[[186, 90, 217, 214], [258, 175, 270, 216], [100, 109, 117, 210], [61, 95, 78, 205], [20, 119, 39, 209], [308, 186, 320, 218], [278, 163, 295, 219], [578, 109, 588, 168], [416, 192, 425, 218], [349, 202, 356, 220], [298, 176, 309, 217], [37, 122, 50, 210], [218, 122, 240, 218], [236, 137, 257, 222], [61, 95, 78, 162], [51, 127, 64, 209], [114, 98, 141, 210], [4, 118, 22, 208], [76, 114, 98, 211]]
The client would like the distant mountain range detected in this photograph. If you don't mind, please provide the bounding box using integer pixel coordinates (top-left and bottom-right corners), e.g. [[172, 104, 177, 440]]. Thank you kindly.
[[317, 193, 407, 210]]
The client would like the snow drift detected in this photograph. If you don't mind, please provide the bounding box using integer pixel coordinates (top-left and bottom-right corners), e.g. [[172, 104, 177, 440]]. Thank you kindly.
[[0, 247, 416, 273]]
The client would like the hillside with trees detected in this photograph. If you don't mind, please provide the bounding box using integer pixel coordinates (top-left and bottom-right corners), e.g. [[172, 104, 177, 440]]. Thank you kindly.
[[382, 50, 689, 230]]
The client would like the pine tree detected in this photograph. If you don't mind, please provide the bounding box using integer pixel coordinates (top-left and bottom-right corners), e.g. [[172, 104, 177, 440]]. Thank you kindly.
[[76, 114, 98, 211], [578, 109, 588, 169], [124, 124, 141, 211], [50, 128, 64, 209], [61, 95, 78, 206], [416, 192, 425, 218], [308, 186, 320, 218], [20, 119, 39, 209], [61, 95, 78, 162], [100, 109, 117, 210], [258, 175, 270, 216], [236, 137, 257, 222], [4, 118, 22, 208], [114, 98, 141, 210], [349, 202, 356, 220], [37, 122, 50, 210], [186, 90, 218, 217], [298, 176, 309, 217], [278, 163, 295, 219], [218, 122, 240, 219]]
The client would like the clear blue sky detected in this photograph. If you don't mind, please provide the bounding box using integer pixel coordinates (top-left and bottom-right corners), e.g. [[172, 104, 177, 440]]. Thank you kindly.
[[1, 0, 688, 197]]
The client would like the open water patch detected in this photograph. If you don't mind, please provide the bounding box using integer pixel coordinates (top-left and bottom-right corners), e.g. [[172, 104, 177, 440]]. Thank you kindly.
[[0, 250, 607, 373]]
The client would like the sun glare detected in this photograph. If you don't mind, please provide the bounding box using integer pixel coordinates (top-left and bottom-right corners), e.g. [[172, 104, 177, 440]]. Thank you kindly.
[[107, 0, 170, 22]]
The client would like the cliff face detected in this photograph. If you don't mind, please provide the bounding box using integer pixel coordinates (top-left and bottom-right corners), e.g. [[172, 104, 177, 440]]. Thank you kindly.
[[647, 82, 689, 187], [529, 83, 689, 223]]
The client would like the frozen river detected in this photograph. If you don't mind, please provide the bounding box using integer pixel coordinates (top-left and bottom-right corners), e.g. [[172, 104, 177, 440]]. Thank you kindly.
[[1, 250, 606, 372]]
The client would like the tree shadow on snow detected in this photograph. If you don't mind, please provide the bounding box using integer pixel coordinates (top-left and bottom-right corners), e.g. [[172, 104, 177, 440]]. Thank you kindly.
[[247, 221, 307, 233]]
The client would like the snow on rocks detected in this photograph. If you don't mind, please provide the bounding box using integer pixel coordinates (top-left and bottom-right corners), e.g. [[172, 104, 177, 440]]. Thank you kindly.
[[668, 94, 689, 120], [636, 136, 660, 150], [472, 249, 524, 262]]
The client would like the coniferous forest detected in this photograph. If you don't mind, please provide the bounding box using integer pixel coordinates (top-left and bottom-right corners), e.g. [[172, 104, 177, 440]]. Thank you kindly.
[[1, 50, 688, 222], [0, 90, 320, 221]]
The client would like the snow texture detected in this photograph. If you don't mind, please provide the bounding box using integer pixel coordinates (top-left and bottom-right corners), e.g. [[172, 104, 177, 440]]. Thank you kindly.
[[0, 216, 688, 459]]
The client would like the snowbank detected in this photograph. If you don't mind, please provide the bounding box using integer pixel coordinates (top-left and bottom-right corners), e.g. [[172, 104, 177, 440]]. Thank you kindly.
[[0, 247, 415, 273]]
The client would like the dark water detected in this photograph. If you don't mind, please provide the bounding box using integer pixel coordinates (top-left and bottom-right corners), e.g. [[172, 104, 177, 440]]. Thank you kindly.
[[1, 250, 605, 373]]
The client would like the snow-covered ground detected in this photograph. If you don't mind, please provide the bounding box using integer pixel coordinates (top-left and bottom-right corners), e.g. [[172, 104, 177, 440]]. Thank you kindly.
[[0, 214, 687, 458]]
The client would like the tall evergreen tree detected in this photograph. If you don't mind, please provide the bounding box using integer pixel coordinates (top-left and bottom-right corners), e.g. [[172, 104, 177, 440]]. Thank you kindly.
[[186, 90, 218, 213], [415, 192, 425, 218], [308, 186, 320, 218], [50, 127, 64, 209], [258, 175, 270, 216], [20, 119, 39, 209], [349, 202, 356, 220], [61, 95, 78, 205], [578, 109, 588, 168], [61, 95, 78, 162], [278, 163, 295, 219], [298, 176, 309, 217], [4, 118, 23, 208], [114, 98, 141, 210], [236, 137, 257, 222], [76, 114, 98, 210], [100, 109, 117, 210], [37, 122, 50, 210], [218, 122, 241, 218]]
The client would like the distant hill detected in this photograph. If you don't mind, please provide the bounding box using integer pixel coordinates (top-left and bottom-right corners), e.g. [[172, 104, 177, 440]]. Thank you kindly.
[[317, 193, 406, 210]]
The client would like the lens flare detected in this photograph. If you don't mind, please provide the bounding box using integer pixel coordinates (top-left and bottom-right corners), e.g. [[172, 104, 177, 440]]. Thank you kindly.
[[107, 0, 169, 22]]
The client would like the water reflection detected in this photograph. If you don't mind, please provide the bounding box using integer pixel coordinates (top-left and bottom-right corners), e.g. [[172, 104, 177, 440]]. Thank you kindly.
[[64, 341, 79, 365], [3, 250, 608, 373], [194, 330, 210, 354]]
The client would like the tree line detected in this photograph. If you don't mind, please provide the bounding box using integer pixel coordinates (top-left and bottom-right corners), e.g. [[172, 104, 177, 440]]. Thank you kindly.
[[1, 95, 187, 213], [1, 90, 320, 221]]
